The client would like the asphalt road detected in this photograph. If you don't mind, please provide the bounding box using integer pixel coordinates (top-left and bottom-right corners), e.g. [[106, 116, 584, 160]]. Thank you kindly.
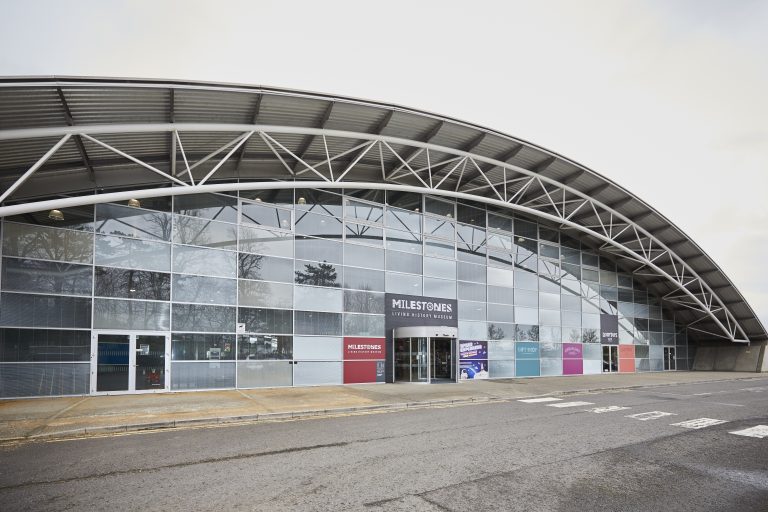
[[1, 377, 767, 511]]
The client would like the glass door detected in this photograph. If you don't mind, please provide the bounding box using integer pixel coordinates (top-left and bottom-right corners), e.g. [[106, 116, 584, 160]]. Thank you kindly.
[[664, 347, 676, 370], [412, 337, 428, 382], [602, 345, 618, 373], [92, 332, 170, 393], [430, 338, 455, 382]]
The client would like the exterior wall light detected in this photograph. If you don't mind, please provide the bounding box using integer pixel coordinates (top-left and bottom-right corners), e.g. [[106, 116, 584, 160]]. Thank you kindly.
[[127, 198, 141, 208], [297, 197, 306, 205], [48, 209, 64, 221]]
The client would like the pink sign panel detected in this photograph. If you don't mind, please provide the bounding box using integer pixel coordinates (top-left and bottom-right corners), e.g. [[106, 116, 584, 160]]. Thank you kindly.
[[562, 343, 583, 359], [563, 359, 583, 375]]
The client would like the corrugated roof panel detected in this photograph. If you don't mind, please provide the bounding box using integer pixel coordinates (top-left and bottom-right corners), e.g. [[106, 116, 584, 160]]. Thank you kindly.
[[0, 87, 67, 130], [174, 88, 257, 124], [62, 87, 169, 124]]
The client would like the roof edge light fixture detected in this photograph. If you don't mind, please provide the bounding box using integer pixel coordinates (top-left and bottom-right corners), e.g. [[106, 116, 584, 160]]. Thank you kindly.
[[0, 76, 762, 348]]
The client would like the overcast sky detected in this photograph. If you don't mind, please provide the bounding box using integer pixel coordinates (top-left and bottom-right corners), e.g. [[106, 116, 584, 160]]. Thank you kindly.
[[1, 0, 766, 332]]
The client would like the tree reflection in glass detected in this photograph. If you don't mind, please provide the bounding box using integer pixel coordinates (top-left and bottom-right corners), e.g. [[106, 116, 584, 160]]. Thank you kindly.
[[295, 262, 339, 287]]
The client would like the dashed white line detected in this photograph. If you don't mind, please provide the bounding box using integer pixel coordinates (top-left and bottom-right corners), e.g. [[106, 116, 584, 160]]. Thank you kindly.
[[626, 411, 676, 421], [518, 397, 562, 403], [729, 425, 768, 439], [671, 418, 728, 429], [586, 406, 631, 414], [548, 401, 594, 408], [740, 387, 768, 393]]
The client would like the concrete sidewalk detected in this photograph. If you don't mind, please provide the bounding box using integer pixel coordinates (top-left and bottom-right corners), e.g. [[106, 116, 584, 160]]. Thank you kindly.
[[0, 372, 763, 443]]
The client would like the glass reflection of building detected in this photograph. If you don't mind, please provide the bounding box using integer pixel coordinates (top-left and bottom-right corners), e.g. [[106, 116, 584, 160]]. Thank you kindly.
[[0, 188, 691, 397]]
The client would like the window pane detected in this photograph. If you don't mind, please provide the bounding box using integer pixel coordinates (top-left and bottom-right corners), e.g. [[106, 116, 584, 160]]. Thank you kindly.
[[172, 274, 236, 305], [424, 257, 456, 279], [294, 311, 342, 336], [457, 262, 486, 283], [238, 280, 293, 309], [173, 216, 238, 250], [295, 190, 343, 217], [386, 250, 422, 274], [170, 361, 235, 390], [239, 225, 294, 258], [293, 336, 342, 360], [295, 261, 342, 287], [488, 266, 514, 288], [174, 193, 238, 223], [386, 272, 422, 295], [344, 266, 385, 292], [294, 285, 343, 312], [458, 301, 486, 321], [386, 208, 421, 233], [93, 299, 169, 330], [239, 254, 294, 283], [344, 223, 383, 246], [344, 243, 384, 270], [0, 293, 91, 328], [238, 307, 293, 334], [172, 304, 235, 332], [458, 281, 486, 302], [95, 266, 170, 300], [386, 229, 422, 254], [344, 290, 385, 314], [295, 236, 342, 263], [171, 333, 235, 360], [457, 204, 485, 227], [424, 197, 454, 218], [238, 334, 292, 360], [173, 245, 236, 278], [0, 328, 90, 362], [95, 234, 170, 272], [343, 314, 385, 337], [487, 303, 514, 322], [241, 202, 292, 230], [3, 222, 93, 263], [424, 217, 455, 239], [96, 203, 172, 241], [2, 258, 92, 296], [425, 239, 454, 258], [423, 277, 456, 299], [488, 213, 513, 232], [295, 211, 342, 239], [487, 285, 514, 305], [345, 199, 383, 224]]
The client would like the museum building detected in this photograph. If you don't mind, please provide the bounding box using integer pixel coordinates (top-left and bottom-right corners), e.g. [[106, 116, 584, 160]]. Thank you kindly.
[[0, 77, 764, 397]]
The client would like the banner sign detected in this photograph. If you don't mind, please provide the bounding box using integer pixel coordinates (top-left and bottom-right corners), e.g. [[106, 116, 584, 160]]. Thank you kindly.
[[384, 293, 458, 328], [562, 343, 583, 359], [600, 314, 619, 344], [459, 340, 488, 360], [344, 337, 386, 360], [459, 360, 489, 380]]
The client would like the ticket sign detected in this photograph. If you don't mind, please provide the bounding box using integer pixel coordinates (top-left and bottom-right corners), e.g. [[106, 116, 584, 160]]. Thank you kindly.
[[344, 337, 386, 360]]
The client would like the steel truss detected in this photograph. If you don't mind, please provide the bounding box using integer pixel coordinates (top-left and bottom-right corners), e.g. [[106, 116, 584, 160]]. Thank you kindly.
[[0, 123, 750, 343]]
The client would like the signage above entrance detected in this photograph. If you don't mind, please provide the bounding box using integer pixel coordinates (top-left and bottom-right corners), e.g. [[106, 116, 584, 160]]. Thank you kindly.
[[385, 293, 458, 328]]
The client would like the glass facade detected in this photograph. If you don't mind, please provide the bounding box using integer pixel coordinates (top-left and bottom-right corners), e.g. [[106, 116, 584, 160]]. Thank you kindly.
[[0, 189, 691, 397]]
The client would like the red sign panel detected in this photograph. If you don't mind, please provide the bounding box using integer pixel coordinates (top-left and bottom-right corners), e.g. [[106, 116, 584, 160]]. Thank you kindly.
[[343, 337, 386, 360], [344, 360, 385, 384]]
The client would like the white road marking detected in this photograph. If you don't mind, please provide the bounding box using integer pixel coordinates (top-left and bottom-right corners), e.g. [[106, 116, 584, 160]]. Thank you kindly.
[[548, 401, 594, 408], [671, 418, 728, 429], [518, 397, 562, 403], [740, 387, 768, 393], [626, 411, 676, 421], [693, 393, 712, 396], [729, 425, 768, 439], [587, 406, 631, 414]]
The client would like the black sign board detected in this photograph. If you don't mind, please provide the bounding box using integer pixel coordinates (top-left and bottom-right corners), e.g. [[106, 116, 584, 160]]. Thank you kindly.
[[600, 314, 619, 344]]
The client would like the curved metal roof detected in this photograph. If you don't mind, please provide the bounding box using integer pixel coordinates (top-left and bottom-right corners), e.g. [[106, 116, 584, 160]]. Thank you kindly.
[[0, 76, 764, 344]]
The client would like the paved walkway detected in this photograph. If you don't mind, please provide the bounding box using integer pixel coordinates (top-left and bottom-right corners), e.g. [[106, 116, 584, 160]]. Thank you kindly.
[[0, 372, 762, 443]]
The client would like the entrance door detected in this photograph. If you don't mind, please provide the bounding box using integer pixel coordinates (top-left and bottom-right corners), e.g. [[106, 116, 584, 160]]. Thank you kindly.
[[430, 338, 455, 381], [394, 336, 455, 383], [663, 347, 676, 370], [92, 332, 170, 393], [602, 345, 618, 373]]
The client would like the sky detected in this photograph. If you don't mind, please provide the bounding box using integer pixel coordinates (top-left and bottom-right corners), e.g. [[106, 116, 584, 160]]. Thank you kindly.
[[1, 0, 766, 332]]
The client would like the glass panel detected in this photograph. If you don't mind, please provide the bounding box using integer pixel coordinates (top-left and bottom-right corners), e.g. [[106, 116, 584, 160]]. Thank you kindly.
[[0, 328, 90, 362], [293, 336, 342, 360], [345, 243, 384, 270], [295, 190, 343, 217], [170, 361, 235, 389], [386, 208, 421, 233], [424, 197, 454, 218], [93, 299, 170, 330], [295, 261, 342, 287], [345, 199, 383, 224], [95, 234, 170, 272], [424, 217, 455, 239], [386, 250, 422, 274], [2, 258, 92, 296], [241, 202, 292, 230], [344, 223, 383, 245], [171, 333, 235, 360], [2, 222, 93, 263], [295, 285, 343, 312], [0, 363, 89, 397], [344, 266, 384, 292], [424, 238, 454, 258], [385, 272, 422, 295], [457, 204, 486, 227], [343, 314, 385, 337], [386, 229, 422, 254], [0, 293, 91, 328], [238, 334, 292, 360], [239, 225, 293, 258], [343, 290, 385, 314], [172, 304, 235, 332], [7, 205, 94, 231], [487, 303, 514, 322], [238, 307, 293, 334], [97, 334, 129, 392], [295, 211, 343, 239], [236, 360, 292, 388], [488, 322, 515, 340], [174, 193, 238, 223], [95, 203, 172, 241], [458, 301, 486, 321], [457, 262, 486, 283], [135, 335, 166, 390], [173, 245, 236, 278], [293, 361, 342, 386], [95, 267, 170, 300], [488, 213, 513, 232], [173, 216, 238, 250], [423, 257, 456, 279], [423, 277, 456, 299], [238, 280, 293, 309], [239, 254, 294, 283], [295, 236, 342, 263], [487, 285, 514, 305], [172, 274, 236, 305], [458, 281, 486, 302], [294, 311, 342, 336], [514, 219, 537, 239], [412, 337, 428, 382]]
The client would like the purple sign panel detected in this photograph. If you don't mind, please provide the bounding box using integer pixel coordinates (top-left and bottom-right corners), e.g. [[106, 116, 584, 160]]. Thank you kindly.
[[563, 359, 583, 375], [459, 340, 488, 360], [562, 343, 583, 359]]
